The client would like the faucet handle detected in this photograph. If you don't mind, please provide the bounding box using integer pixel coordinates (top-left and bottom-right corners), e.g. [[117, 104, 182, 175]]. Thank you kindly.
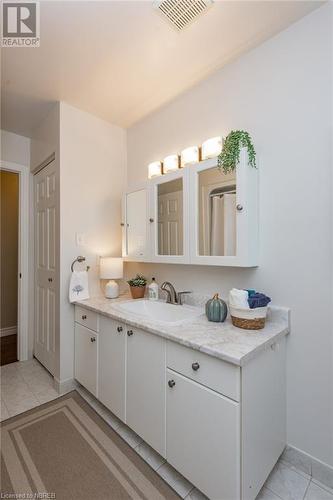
[[177, 291, 192, 305]]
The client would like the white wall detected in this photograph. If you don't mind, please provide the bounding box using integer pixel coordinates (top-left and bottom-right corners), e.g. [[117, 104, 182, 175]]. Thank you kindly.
[[30, 104, 61, 369], [59, 102, 127, 382], [1, 130, 30, 165], [126, 4, 333, 467]]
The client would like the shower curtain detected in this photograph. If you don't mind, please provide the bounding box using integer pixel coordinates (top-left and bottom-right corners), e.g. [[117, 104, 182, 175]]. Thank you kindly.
[[210, 193, 236, 256]]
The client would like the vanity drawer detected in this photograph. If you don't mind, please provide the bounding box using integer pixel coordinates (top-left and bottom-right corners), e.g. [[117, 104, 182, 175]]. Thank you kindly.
[[75, 306, 99, 332], [167, 342, 240, 401]]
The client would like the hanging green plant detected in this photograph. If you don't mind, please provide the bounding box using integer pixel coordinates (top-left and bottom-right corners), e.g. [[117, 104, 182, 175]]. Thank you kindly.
[[217, 130, 256, 174]]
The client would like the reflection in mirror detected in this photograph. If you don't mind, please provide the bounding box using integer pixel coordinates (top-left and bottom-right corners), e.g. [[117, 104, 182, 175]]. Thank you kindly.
[[198, 167, 236, 256], [158, 178, 183, 256]]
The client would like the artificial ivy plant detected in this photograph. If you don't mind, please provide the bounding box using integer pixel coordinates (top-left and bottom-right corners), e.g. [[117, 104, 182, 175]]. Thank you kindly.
[[217, 130, 256, 174]]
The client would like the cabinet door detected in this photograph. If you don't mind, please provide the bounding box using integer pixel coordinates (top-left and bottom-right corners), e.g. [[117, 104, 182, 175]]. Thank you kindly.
[[124, 187, 150, 260], [74, 324, 98, 396], [189, 150, 258, 267], [98, 317, 126, 422], [126, 327, 166, 457], [150, 168, 190, 264], [166, 369, 240, 500]]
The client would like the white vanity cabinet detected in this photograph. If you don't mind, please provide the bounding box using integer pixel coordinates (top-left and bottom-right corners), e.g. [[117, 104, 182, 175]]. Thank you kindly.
[[74, 323, 98, 397], [166, 370, 240, 500], [98, 317, 126, 421], [126, 326, 166, 456], [74, 304, 287, 500], [122, 184, 150, 261]]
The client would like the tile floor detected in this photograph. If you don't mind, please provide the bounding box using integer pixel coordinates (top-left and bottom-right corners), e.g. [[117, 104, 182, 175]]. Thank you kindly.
[[1, 358, 332, 500]]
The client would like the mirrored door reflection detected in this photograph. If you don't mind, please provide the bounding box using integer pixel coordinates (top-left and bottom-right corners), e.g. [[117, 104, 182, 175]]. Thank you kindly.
[[158, 178, 183, 256], [198, 168, 237, 256]]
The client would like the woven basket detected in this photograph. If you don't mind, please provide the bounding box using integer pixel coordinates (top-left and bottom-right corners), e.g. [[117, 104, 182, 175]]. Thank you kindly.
[[229, 305, 267, 330], [231, 316, 266, 330]]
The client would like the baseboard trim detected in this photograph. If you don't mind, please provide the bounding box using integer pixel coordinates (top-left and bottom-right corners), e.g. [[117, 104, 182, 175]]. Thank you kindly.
[[0, 326, 17, 337], [53, 377, 78, 395], [282, 444, 333, 489]]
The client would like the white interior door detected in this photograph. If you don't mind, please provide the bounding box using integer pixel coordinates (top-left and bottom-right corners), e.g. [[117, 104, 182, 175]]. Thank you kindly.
[[34, 160, 57, 375], [158, 191, 183, 255]]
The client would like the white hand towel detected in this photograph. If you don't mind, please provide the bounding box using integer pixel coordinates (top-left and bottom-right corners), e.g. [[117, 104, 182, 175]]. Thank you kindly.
[[69, 271, 89, 303], [229, 288, 249, 309]]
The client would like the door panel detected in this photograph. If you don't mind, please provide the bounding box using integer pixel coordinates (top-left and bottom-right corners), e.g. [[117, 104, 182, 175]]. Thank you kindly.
[[74, 324, 98, 396], [127, 328, 166, 457], [34, 160, 58, 375], [166, 369, 240, 500], [126, 189, 147, 258], [98, 317, 126, 421], [158, 191, 183, 255]]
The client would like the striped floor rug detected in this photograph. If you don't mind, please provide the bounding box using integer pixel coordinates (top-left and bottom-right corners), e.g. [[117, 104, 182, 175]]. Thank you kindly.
[[0, 391, 179, 500]]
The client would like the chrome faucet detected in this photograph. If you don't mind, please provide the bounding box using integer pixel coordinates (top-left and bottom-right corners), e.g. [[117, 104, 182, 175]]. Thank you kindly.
[[161, 281, 191, 305]]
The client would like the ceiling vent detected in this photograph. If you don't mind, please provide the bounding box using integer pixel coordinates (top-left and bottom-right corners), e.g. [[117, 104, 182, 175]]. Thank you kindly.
[[155, 0, 213, 31]]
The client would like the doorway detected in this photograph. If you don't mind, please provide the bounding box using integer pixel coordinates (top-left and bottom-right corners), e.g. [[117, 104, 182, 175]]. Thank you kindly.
[[1, 170, 19, 365]]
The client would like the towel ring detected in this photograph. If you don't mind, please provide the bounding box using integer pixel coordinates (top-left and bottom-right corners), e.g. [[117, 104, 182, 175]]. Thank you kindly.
[[71, 256, 90, 272]]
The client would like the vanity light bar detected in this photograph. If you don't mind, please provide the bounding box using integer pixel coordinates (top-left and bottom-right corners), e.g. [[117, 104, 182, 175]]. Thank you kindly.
[[163, 154, 179, 173], [147, 136, 223, 178], [181, 146, 199, 167], [148, 161, 163, 178], [201, 136, 223, 160]]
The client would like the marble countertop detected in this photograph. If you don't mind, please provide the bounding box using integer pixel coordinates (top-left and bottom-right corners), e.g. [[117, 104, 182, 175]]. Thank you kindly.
[[75, 295, 290, 366]]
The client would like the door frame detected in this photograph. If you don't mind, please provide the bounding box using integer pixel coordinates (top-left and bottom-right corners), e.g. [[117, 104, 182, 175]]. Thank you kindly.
[[0, 160, 30, 361]]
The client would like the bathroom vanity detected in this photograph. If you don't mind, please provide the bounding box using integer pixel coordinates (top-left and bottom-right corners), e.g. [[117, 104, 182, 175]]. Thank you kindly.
[[74, 296, 289, 500]]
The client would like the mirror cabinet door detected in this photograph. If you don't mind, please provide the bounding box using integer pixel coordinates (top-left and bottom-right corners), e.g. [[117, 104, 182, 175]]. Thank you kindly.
[[157, 178, 184, 256], [126, 189, 147, 258], [197, 167, 237, 257]]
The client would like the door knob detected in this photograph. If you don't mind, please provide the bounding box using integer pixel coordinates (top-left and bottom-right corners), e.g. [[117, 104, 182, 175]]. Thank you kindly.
[[168, 380, 176, 388], [236, 204, 243, 211], [82, 315, 87, 320], [192, 362, 200, 371], [90, 337, 96, 343], [117, 326, 123, 333], [127, 330, 134, 336], [149, 218, 154, 223]]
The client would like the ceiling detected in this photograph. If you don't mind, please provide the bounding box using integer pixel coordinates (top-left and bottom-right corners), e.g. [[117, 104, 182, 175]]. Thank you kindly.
[[1, 1, 323, 137]]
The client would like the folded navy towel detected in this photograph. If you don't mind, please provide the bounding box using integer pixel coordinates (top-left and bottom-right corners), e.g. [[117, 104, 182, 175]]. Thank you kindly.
[[248, 293, 271, 309]]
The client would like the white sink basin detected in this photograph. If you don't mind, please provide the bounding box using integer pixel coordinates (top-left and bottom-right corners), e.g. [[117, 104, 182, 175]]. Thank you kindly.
[[113, 300, 203, 324]]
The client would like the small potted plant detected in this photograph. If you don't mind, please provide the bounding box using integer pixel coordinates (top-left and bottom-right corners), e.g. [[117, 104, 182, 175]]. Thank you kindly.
[[127, 274, 147, 299]]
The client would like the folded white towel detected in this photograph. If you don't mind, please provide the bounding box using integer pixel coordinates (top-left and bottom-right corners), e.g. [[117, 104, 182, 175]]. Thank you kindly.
[[229, 288, 249, 309], [69, 271, 89, 303]]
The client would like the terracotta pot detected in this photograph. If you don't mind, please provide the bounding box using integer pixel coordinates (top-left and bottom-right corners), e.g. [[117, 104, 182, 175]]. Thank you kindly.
[[129, 285, 146, 299]]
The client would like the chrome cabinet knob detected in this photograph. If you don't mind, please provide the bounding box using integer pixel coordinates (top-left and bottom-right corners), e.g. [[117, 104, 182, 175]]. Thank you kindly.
[[90, 337, 96, 343], [192, 362, 200, 371], [82, 315, 87, 320], [168, 380, 176, 388], [127, 330, 134, 336], [236, 204, 243, 211], [117, 326, 123, 333]]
